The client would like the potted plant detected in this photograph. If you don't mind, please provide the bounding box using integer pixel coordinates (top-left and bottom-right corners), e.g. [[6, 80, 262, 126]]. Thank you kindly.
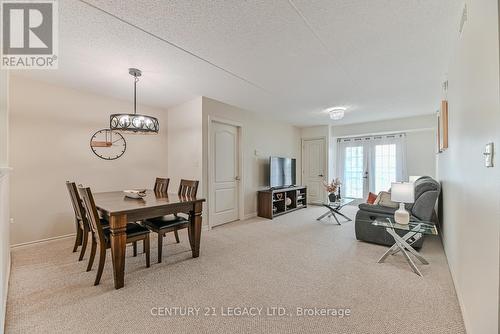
[[323, 178, 342, 202]]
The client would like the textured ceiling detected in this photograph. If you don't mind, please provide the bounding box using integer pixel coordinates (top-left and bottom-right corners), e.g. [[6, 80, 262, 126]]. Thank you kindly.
[[15, 0, 463, 125]]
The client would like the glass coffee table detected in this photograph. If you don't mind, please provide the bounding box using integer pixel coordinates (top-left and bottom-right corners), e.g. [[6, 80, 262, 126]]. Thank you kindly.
[[316, 198, 355, 225], [371, 218, 438, 276]]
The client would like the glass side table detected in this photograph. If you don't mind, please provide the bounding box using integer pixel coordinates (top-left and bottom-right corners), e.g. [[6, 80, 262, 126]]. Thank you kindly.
[[316, 198, 355, 225], [371, 218, 438, 276]]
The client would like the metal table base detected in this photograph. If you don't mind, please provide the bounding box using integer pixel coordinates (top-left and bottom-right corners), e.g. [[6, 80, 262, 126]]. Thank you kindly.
[[377, 224, 429, 276], [316, 202, 353, 225]]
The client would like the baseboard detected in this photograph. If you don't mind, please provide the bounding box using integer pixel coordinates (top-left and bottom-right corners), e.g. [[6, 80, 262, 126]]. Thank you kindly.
[[1, 252, 11, 334], [442, 245, 471, 333], [243, 212, 257, 220], [10, 233, 76, 249]]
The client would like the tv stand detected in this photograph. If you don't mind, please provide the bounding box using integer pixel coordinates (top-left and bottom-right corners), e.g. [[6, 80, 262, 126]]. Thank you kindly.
[[257, 186, 307, 219]]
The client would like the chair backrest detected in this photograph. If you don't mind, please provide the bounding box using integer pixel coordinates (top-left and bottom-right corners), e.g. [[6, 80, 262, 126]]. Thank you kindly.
[[66, 181, 85, 222], [154, 177, 170, 193], [178, 179, 199, 197], [409, 176, 441, 221], [78, 186, 106, 243]]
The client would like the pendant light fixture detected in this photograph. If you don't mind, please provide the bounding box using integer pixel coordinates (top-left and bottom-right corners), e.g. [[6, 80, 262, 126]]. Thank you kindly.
[[110, 68, 159, 134]]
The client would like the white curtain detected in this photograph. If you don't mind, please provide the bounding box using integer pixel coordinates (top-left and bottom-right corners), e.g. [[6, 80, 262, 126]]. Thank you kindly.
[[336, 133, 407, 197]]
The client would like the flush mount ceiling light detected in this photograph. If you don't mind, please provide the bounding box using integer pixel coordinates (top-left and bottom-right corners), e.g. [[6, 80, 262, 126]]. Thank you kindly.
[[326, 107, 347, 120], [110, 68, 159, 134]]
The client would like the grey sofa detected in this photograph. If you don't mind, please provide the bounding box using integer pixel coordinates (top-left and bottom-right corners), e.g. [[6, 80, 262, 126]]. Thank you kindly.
[[354, 176, 440, 248]]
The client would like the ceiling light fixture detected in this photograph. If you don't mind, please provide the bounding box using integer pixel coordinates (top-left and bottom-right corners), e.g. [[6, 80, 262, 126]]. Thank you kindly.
[[110, 68, 159, 134], [327, 107, 347, 120]]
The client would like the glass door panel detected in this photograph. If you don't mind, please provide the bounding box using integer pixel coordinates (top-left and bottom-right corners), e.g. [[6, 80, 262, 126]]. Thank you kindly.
[[374, 144, 397, 193], [343, 146, 365, 198]]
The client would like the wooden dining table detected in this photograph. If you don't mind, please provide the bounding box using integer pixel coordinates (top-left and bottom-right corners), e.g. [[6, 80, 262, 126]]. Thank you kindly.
[[93, 190, 205, 289]]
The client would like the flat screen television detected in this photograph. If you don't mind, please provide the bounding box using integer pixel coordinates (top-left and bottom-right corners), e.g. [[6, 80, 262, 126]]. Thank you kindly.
[[269, 157, 296, 188]]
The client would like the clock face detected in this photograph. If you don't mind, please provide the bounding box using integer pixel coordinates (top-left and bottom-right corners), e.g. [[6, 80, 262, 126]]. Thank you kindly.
[[90, 129, 126, 160]]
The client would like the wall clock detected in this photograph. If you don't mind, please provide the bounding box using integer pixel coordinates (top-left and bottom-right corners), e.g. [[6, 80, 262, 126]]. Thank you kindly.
[[90, 129, 126, 160]]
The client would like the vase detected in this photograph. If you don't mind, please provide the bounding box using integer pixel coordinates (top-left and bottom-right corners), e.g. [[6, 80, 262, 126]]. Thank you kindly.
[[328, 192, 337, 203]]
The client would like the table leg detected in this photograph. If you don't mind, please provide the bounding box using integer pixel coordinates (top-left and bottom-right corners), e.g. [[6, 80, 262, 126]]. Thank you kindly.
[[109, 214, 127, 289], [316, 210, 331, 221], [387, 229, 429, 265], [399, 245, 423, 276], [331, 212, 341, 225], [377, 243, 400, 263], [389, 232, 422, 256], [333, 210, 352, 222], [188, 202, 202, 258]]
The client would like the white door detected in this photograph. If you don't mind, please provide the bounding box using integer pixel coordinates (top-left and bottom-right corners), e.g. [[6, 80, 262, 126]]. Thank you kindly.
[[302, 138, 326, 204], [211, 122, 240, 226]]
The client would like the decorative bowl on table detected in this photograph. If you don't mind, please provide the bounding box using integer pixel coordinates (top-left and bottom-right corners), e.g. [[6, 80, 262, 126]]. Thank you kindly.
[[123, 189, 147, 199]]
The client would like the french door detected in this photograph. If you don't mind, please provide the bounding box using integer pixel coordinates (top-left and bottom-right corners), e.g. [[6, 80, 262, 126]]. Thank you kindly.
[[337, 134, 407, 199]]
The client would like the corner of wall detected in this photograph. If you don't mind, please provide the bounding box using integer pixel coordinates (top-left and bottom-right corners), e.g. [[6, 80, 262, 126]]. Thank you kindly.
[[0, 70, 11, 334]]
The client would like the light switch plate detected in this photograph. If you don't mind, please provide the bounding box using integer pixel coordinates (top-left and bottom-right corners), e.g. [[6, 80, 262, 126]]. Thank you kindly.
[[484, 142, 494, 167]]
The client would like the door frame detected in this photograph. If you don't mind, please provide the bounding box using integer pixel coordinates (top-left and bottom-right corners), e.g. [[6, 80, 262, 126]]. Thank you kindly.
[[301, 136, 328, 204], [207, 116, 244, 229]]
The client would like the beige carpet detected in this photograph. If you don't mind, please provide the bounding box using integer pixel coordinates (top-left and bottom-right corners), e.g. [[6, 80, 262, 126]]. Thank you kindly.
[[6, 206, 465, 334]]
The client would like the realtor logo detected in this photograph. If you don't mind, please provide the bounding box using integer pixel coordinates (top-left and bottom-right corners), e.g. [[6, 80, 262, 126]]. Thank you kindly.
[[1, 0, 58, 69]]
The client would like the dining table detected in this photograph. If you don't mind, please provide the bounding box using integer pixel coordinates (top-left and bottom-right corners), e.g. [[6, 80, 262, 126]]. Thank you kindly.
[[93, 190, 206, 289]]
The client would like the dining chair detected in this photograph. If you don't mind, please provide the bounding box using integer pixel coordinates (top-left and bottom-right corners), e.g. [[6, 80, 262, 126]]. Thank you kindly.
[[66, 181, 86, 257], [78, 186, 151, 286], [154, 177, 170, 193], [132, 177, 170, 255], [144, 179, 199, 263], [66, 181, 109, 262]]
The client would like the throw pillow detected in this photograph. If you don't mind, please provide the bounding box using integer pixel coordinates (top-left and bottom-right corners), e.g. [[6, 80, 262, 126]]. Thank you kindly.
[[366, 192, 378, 204], [377, 191, 399, 208]]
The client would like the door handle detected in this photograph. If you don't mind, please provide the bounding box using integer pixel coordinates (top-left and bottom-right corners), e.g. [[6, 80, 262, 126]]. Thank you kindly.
[[235, 176, 241, 181], [318, 174, 324, 177]]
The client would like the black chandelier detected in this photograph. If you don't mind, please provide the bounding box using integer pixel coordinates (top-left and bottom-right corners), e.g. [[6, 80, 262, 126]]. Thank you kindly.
[[110, 68, 159, 134]]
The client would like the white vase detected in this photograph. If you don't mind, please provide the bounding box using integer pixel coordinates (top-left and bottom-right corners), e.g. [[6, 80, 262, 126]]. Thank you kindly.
[[394, 202, 410, 225]]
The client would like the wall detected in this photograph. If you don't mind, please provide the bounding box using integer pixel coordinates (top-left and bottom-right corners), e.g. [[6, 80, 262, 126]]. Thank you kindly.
[[202, 97, 301, 219], [330, 114, 436, 179], [0, 71, 10, 333], [437, 0, 500, 333], [166, 97, 203, 192], [9, 76, 168, 245]]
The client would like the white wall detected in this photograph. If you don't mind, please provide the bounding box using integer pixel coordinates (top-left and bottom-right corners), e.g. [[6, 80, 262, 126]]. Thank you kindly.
[[166, 97, 203, 192], [9, 76, 169, 245], [202, 97, 301, 218], [330, 114, 436, 179], [437, 0, 500, 333], [0, 71, 10, 333]]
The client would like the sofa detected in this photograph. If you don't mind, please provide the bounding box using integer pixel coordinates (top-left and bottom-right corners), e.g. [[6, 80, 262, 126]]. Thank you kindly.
[[354, 176, 441, 248]]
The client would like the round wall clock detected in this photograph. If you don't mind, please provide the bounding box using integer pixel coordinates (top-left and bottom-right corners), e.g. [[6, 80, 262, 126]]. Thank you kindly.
[[90, 129, 126, 160]]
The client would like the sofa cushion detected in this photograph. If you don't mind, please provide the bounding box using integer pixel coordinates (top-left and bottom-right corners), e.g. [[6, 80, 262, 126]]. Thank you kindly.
[[377, 191, 399, 208], [367, 192, 378, 204]]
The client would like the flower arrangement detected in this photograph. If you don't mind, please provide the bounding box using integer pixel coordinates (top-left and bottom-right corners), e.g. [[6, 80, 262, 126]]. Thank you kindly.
[[323, 178, 342, 193]]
